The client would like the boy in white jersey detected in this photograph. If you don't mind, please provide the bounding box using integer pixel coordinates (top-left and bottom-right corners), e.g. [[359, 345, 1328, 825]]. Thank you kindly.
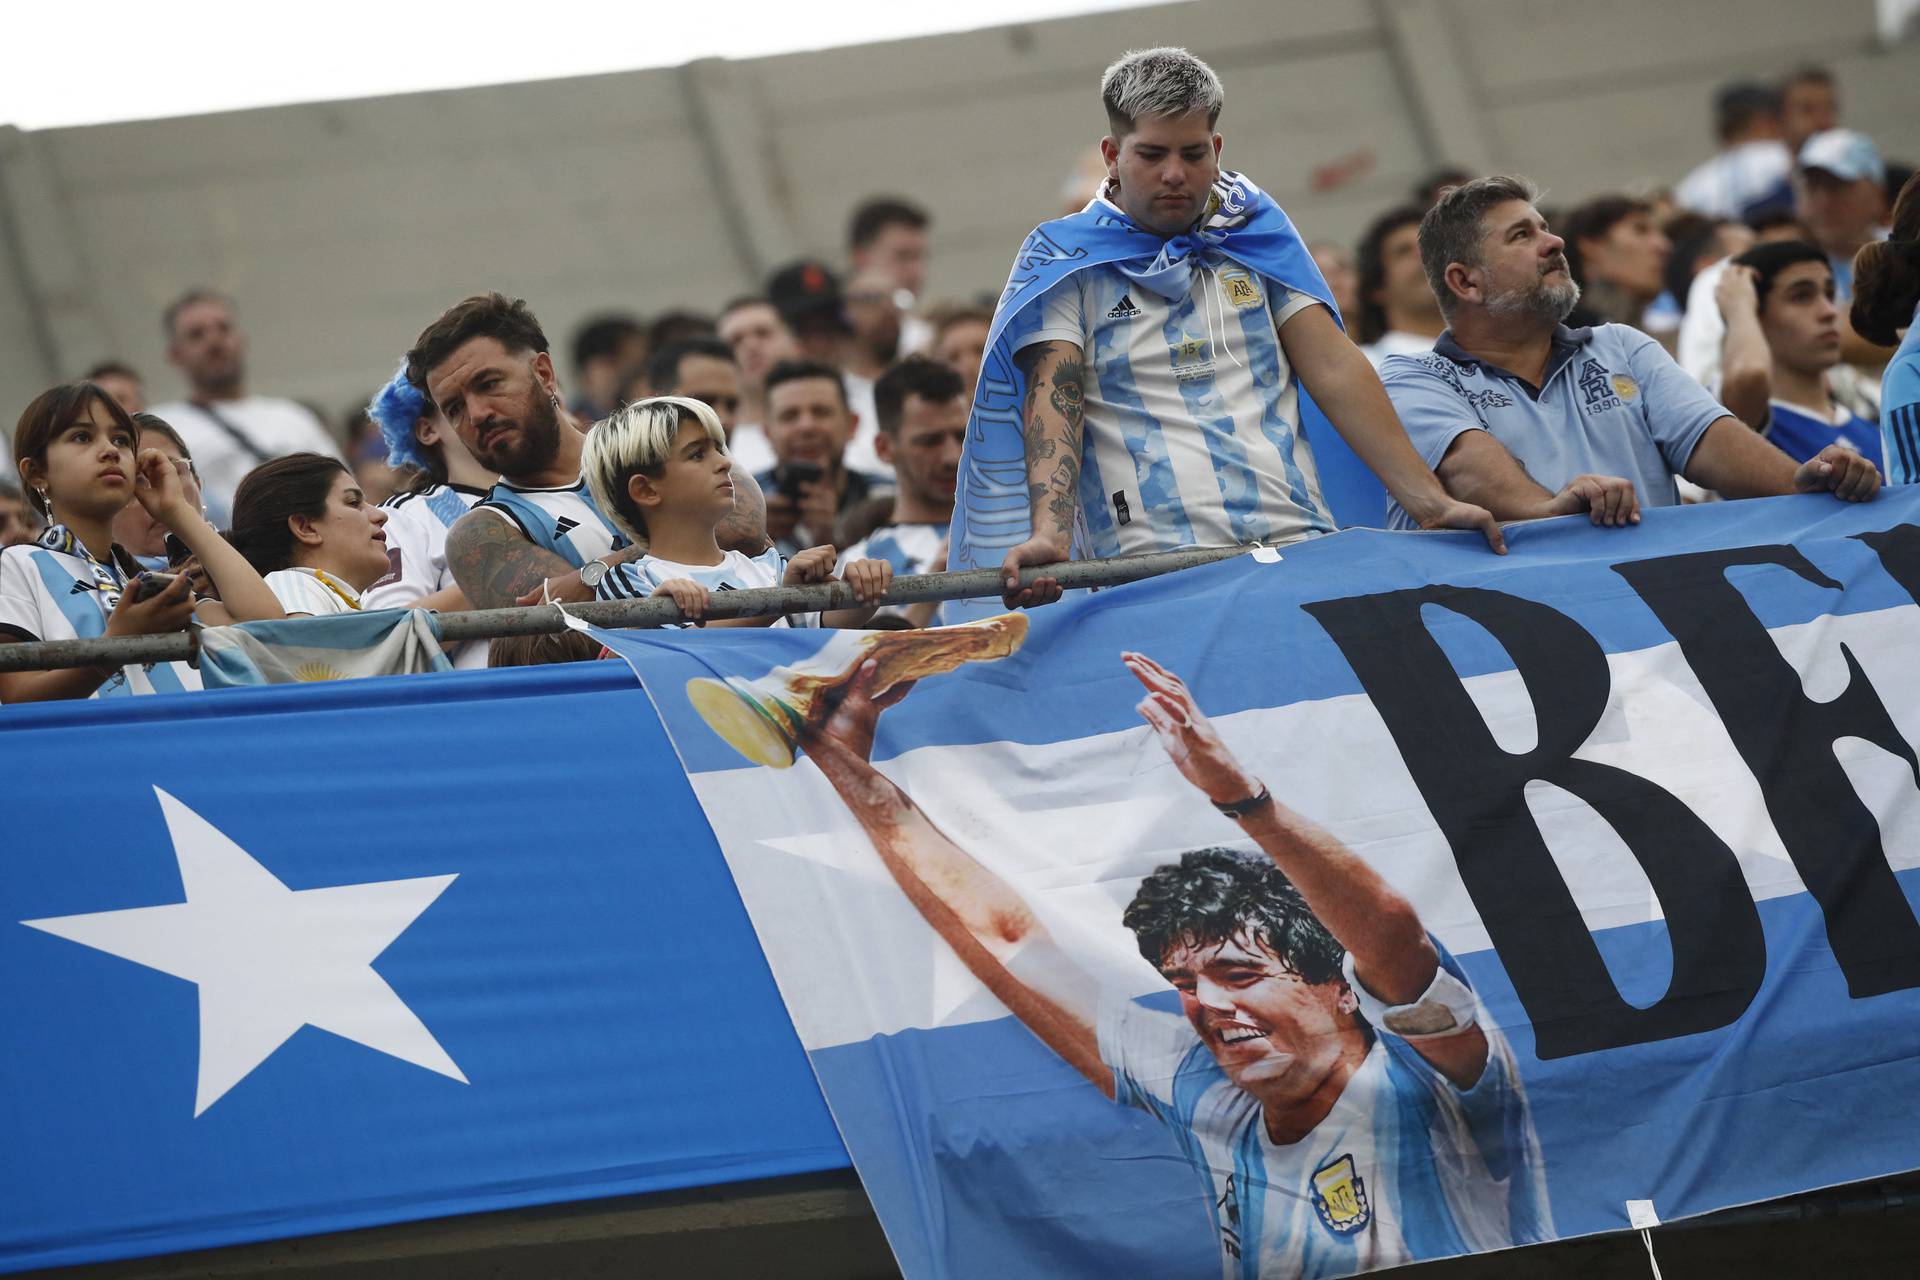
[[582, 397, 891, 629], [797, 652, 1552, 1277]]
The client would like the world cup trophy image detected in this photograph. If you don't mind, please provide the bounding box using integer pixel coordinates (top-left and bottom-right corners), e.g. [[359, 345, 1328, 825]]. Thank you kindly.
[[685, 614, 1029, 767]]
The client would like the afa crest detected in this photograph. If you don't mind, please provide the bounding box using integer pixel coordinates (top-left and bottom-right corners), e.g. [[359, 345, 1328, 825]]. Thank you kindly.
[[1218, 267, 1263, 310], [1311, 1154, 1372, 1236]]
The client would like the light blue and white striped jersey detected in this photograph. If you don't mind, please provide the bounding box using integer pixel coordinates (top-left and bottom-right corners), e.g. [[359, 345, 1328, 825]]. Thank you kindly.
[[366, 483, 489, 669], [1021, 249, 1336, 557], [842, 521, 947, 576], [596, 546, 818, 629], [0, 528, 200, 698], [1880, 299, 1920, 485], [1099, 975, 1550, 1278], [843, 521, 947, 626], [473, 476, 629, 569]]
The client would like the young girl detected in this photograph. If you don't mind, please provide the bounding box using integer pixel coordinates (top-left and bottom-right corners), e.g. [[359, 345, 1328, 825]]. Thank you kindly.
[[228, 453, 393, 617], [1, 382, 284, 702], [581, 397, 890, 627], [360, 362, 497, 666]]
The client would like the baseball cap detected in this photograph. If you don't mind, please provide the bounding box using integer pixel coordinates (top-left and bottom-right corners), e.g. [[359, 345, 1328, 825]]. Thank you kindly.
[[1797, 130, 1886, 185], [767, 260, 848, 331]]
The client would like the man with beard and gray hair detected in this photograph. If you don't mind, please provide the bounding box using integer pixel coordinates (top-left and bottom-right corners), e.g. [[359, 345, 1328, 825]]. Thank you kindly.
[[410, 293, 768, 610], [1381, 175, 1878, 530]]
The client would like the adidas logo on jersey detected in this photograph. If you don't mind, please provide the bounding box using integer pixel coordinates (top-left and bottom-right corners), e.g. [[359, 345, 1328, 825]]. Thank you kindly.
[[552, 516, 580, 539], [1106, 294, 1143, 319]]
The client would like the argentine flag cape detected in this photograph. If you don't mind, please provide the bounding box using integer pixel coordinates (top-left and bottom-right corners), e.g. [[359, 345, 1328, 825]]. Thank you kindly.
[[197, 609, 453, 687], [949, 171, 1341, 577]]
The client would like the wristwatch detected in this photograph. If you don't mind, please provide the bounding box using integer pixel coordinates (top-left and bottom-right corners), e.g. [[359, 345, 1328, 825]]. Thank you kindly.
[[578, 558, 611, 590]]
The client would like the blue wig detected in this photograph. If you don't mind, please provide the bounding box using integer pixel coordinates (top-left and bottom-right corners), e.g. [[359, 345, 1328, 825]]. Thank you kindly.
[[368, 361, 434, 472]]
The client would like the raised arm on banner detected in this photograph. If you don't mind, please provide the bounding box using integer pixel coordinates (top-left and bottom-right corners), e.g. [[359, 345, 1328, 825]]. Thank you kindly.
[[1124, 651, 1490, 1087], [1281, 306, 1507, 553], [801, 660, 1114, 1096], [998, 340, 1082, 610]]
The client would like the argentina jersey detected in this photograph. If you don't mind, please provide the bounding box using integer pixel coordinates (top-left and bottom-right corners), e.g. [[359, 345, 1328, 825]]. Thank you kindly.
[[1764, 400, 1884, 471], [0, 531, 200, 698], [474, 477, 629, 568], [1097, 988, 1550, 1276], [366, 483, 489, 669], [1023, 255, 1336, 558], [842, 521, 947, 576], [596, 546, 818, 628]]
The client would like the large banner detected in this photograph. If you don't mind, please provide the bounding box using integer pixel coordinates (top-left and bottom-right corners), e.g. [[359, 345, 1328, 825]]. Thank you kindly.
[[604, 489, 1920, 1279], [0, 665, 847, 1273]]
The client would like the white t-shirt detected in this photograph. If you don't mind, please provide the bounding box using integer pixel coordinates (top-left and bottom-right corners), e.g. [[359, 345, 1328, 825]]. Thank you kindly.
[[595, 545, 818, 628], [1360, 330, 1437, 369], [1021, 243, 1334, 557], [0, 531, 201, 698], [265, 567, 363, 616], [841, 371, 890, 479], [147, 397, 345, 526], [726, 423, 778, 477], [1673, 140, 1792, 219], [364, 483, 488, 669]]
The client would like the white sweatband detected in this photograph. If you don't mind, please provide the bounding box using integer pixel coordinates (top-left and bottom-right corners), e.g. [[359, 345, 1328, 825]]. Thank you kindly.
[[1341, 952, 1482, 1040]]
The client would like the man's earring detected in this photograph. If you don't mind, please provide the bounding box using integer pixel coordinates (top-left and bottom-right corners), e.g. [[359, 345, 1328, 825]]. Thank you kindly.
[[550, 393, 560, 408]]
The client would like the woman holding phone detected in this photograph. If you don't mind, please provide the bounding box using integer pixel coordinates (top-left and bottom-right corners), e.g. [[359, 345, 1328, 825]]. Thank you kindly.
[[1, 382, 284, 703]]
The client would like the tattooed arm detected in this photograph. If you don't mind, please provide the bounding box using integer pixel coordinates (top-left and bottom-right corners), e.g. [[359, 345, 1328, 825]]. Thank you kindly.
[[444, 509, 578, 610], [997, 339, 1084, 608]]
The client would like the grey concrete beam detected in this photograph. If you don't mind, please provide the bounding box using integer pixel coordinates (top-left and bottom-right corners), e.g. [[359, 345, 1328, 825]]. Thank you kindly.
[[678, 58, 801, 285], [1372, 0, 1501, 174], [0, 125, 116, 382]]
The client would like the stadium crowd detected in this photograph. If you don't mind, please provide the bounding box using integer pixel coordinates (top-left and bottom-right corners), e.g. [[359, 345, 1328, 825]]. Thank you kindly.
[[2, 48, 1917, 702]]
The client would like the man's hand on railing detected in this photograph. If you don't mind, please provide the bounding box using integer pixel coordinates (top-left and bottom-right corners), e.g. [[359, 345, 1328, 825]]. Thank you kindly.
[[999, 533, 1069, 610]]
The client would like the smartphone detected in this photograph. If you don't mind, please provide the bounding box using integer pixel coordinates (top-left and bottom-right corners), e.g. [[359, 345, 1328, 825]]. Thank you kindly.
[[775, 461, 825, 500], [132, 572, 179, 602]]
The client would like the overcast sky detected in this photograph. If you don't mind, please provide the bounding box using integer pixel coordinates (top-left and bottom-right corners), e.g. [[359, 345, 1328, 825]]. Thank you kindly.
[[0, 0, 1166, 131]]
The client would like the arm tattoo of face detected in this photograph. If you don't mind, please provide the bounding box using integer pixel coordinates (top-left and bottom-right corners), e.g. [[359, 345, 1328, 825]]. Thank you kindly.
[[444, 511, 574, 609], [1023, 350, 1086, 540]]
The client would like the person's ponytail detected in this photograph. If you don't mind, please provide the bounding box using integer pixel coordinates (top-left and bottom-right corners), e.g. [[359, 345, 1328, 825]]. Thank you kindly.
[[1850, 171, 1920, 348]]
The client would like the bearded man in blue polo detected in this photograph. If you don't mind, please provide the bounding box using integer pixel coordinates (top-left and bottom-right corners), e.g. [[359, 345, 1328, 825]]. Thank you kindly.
[[951, 48, 1503, 612], [1381, 175, 1880, 530]]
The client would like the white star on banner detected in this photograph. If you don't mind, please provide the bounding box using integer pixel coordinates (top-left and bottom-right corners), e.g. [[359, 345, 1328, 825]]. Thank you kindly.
[[22, 787, 466, 1116]]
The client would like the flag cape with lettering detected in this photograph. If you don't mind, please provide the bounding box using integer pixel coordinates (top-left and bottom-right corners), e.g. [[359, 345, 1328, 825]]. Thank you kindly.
[[0, 664, 846, 1273], [603, 490, 1920, 1279], [949, 171, 1338, 583]]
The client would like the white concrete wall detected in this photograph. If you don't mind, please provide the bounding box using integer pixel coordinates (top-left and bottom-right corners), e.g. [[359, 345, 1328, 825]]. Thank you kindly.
[[0, 0, 1911, 432]]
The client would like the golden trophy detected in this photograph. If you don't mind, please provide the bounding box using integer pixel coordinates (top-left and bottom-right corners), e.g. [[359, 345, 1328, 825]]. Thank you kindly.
[[686, 614, 1029, 768]]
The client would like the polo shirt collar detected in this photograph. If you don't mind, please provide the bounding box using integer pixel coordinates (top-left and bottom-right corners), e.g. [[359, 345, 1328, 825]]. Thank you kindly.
[[1432, 324, 1597, 399]]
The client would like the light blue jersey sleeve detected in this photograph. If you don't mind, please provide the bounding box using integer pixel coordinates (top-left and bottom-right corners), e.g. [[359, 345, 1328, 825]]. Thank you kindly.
[[1370, 946, 1555, 1251], [1880, 315, 1920, 485], [1619, 327, 1729, 476], [1380, 355, 1494, 472], [1380, 357, 1493, 532]]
